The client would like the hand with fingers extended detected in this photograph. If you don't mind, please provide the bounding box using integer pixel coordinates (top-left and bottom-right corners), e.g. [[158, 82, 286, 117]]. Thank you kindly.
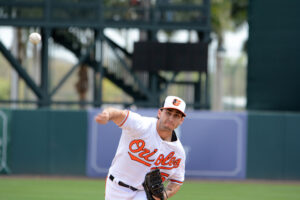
[[95, 110, 110, 124]]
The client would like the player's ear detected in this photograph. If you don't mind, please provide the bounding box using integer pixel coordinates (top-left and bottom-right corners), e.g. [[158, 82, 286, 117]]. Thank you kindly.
[[157, 109, 162, 119], [179, 116, 184, 124]]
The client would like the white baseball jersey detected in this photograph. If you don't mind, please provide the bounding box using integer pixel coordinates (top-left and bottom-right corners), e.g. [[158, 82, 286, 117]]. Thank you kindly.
[[108, 110, 186, 190]]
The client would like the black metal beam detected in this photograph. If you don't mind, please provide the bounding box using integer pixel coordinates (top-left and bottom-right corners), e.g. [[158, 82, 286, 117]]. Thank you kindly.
[[172, 81, 197, 85], [0, 41, 43, 98], [204, 72, 210, 109], [0, 1, 210, 31], [0, 20, 210, 32], [49, 48, 91, 97], [0, 99, 204, 109], [149, 72, 159, 106], [0, 100, 40, 104], [104, 35, 132, 58], [194, 72, 201, 109], [93, 29, 104, 107], [40, 28, 51, 107]]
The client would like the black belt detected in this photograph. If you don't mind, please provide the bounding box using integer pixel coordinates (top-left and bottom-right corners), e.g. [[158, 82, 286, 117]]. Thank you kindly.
[[109, 175, 138, 191]]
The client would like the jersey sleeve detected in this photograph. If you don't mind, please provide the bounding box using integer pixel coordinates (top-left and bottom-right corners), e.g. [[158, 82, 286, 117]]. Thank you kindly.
[[169, 154, 185, 185], [119, 111, 151, 137]]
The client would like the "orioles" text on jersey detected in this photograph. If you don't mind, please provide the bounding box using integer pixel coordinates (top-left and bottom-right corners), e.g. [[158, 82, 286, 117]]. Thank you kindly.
[[128, 139, 181, 170]]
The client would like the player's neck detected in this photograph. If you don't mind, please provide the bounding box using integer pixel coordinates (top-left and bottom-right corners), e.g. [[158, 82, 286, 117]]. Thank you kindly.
[[158, 131, 172, 141], [156, 125, 172, 141]]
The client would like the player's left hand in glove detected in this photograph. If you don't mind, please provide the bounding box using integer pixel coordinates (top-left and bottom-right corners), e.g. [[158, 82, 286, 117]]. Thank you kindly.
[[143, 168, 166, 200]]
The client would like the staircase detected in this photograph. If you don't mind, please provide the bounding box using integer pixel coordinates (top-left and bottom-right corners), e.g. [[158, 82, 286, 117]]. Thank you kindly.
[[51, 29, 149, 101]]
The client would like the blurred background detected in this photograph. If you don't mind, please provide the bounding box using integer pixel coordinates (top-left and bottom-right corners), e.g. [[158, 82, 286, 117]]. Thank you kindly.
[[0, 0, 299, 183], [0, 0, 248, 110]]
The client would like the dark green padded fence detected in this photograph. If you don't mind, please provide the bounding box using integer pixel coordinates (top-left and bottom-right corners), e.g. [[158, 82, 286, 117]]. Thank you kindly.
[[247, 0, 300, 111], [7, 109, 87, 175], [247, 112, 300, 179], [0, 109, 12, 174]]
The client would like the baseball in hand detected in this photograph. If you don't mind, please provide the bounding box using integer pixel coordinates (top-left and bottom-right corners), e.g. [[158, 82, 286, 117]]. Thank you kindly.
[[95, 111, 110, 124], [29, 32, 41, 45]]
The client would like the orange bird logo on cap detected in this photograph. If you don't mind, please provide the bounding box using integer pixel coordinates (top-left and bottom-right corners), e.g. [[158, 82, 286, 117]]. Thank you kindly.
[[173, 99, 181, 106]]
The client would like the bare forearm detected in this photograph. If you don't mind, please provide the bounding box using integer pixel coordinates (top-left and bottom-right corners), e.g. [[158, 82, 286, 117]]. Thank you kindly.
[[165, 182, 181, 199], [153, 182, 181, 200], [95, 107, 127, 125], [105, 107, 126, 122]]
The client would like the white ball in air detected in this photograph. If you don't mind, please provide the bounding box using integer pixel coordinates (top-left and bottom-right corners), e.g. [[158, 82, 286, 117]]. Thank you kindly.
[[29, 32, 41, 45]]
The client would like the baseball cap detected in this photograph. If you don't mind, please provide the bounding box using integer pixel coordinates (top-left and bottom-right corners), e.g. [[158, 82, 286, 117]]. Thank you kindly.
[[161, 96, 186, 117]]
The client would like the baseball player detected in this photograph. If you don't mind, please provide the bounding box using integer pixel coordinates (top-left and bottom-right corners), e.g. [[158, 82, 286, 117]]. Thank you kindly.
[[95, 96, 186, 200]]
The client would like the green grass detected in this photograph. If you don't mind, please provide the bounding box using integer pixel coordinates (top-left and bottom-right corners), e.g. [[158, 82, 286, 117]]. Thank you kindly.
[[0, 177, 300, 200], [0, 177, 103, 200]]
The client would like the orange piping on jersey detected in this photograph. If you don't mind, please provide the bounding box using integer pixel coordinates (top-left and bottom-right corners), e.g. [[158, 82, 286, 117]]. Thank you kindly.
[[160, 172, 170, 177], [155, 166, 179, 170], [118, 110, 130, 127], [170, 179, 183, 184], [128, 152, 151, 167]]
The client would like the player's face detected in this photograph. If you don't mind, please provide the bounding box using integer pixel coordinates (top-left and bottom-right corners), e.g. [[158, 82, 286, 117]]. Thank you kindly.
[[157, 108, 184, 131]]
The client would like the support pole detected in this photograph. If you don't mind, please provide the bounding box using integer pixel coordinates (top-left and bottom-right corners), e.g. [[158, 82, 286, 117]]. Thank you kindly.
[[194, 72, 201, 109], [40, 28, 51, 107], [149, 72, 159, 107], [212, 46, 225, 111], [93, 29, 104, 107], [10, 28, 20, 109]]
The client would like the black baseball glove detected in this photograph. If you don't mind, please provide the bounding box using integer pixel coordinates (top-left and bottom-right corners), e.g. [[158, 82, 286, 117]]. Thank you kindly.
[[143, 168, 165, 200]]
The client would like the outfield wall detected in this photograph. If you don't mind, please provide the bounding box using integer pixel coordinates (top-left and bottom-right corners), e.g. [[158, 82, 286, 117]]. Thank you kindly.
[[0, 108, 300, 180], [247, 112, 300, 180], [1, 109, 87, 175]]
